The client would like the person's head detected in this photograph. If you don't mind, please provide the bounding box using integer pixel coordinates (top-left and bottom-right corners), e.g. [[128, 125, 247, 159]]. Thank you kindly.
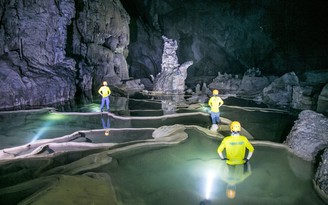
[[103, 81, 108, 86], [105, 129, 110, 136], [212, 89, 219, 95], [226, 184, 236, 199], [230, 121, 241, 133]]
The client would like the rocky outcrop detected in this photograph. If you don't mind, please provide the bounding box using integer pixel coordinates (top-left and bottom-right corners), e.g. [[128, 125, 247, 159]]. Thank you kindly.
[[284, 110, 328, 161], [208, 72, 241, 94], [314, 148, 328, 202], [0, 0, 131, 110], [317, 83, 328, 115], [72, 0, 130, 92], [291, 85, 317, 110], [284, 110, 328, 201], [0, 0, 76, 110], [153, 36, 193, 94], [262, 72, 299, 107]]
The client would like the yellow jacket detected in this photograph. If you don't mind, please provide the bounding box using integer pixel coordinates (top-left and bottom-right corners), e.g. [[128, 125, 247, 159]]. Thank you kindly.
[[98, 86, 111, 98], [208, 96, 224, 112], [217, 135, 254, 165]]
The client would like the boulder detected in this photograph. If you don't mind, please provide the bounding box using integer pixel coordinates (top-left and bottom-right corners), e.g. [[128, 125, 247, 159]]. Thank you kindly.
[[262, 72, 299, 107], [284, 110, 328, 161], [291, 85, 317, 110], [317, 83, 328, 115]]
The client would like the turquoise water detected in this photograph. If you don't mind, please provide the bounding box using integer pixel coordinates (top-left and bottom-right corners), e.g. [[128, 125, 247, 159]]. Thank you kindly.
[[108, 129, 323, 205], [0, 96, 325, 204]]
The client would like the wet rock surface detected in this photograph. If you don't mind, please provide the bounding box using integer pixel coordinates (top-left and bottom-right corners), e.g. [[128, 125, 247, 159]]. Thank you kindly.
[[284, 110, 328, 201]]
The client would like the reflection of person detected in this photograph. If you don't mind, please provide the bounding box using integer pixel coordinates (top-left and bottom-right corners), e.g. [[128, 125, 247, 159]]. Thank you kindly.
[[219, 162, 252, 199], [208, 89, 224, 125], [98, 81, 111, 112], [101, 116, 110, 136], [217, 121, 254, 165]]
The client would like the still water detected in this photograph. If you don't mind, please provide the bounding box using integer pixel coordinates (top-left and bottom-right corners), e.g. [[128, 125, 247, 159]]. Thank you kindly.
[[0, 96, 325, 204]]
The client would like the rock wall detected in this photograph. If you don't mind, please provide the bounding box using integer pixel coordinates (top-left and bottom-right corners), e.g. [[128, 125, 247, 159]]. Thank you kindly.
[[0, 0, 76, 110], [72, 0, 130, 93], [0, 0, 130, 110]]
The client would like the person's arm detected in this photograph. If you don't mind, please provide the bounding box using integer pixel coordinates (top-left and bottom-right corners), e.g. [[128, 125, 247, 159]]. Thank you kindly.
[[208, 97, 212, 107], [219, 97, 224, 107], [98, 87, 103, 96], [217, 140, 226, 159], [245, 139, 254, 160], [246, 152, 253, 160], [108, 87, 111, 95]]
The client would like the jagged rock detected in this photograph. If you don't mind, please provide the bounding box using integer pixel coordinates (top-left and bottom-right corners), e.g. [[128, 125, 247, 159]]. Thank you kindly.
[[317, 83, 328, 115], [291, 85, 317, 110], [74, 0, 130, 89], [124, 79, 145, 91], [208, 72, 241, 94], [284, 110, 328, 161], [314, 148, 328, 202], [262, 72, 299, 107], [237, 75, 271, 96], [0, 0, 131, 109], [153, 36, 193, 93], [0, 53, 76, 110]]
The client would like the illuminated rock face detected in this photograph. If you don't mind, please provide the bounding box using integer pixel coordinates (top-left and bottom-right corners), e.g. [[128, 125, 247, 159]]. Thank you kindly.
[[284, 110, 328, 161], [284, 110, 328, 199], [0, 0, 130, 110], [153, 36, 193, 94]]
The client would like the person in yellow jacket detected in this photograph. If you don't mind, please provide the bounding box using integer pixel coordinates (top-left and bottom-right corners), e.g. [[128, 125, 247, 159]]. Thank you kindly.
[[217, 121, 254, 165], [98, 81, 111, 112], [208, 89, 224, 125]]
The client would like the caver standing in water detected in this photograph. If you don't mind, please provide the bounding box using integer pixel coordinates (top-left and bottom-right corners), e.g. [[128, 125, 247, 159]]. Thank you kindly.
[[208, 89, 224, 131], [217, 121, 254, 165], [98, 81, 111, 112]]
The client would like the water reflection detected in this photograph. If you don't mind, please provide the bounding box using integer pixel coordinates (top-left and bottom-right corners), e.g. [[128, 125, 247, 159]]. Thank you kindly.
[[219, 162, 252, 199], [101, 115, 111, 136]]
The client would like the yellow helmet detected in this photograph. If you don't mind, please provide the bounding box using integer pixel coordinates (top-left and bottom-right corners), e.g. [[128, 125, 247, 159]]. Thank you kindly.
[[103, 81, 108, 86], [213, 89, 219, 95], [230, 121, 241, 132]]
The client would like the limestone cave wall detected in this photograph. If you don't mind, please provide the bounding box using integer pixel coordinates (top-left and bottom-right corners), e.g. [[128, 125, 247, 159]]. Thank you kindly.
[[0, 0, 130, 110]]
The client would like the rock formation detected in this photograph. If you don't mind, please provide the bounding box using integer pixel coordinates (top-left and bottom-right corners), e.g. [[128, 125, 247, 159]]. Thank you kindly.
[[153, 36, 193, 94], [314, 148, 328, 203], [317, 83, 328, 115], [284, 110, 328, 200], [0, 0, 130, 110], [284, 110, 328, 161], [0, 0, 76, 110], [262, 72, 300, 107]]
